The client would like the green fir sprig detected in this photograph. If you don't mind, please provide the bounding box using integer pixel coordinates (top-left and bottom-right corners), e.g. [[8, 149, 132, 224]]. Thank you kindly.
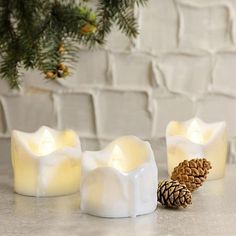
[[0, 0, 148, 88]]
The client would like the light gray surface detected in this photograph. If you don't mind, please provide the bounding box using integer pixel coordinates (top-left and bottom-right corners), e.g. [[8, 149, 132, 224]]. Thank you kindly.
[[0, 157, 236, 236]]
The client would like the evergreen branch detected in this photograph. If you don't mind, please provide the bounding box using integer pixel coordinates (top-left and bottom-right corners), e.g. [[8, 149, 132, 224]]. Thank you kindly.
[[95, 0, 113, 44], [0, 40, 21, 89], [0, 0, 148, 88], [121, 0, 148, 7], [114, 6, 138, 38]]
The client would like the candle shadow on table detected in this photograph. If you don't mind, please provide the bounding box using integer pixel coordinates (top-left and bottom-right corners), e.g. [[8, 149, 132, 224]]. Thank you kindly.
[[198, 178, 225, 196], [13, 192, 81, 216], [156, 203, 188, 212], [78, 210, 159, 235], [0, 182, 13, 193]]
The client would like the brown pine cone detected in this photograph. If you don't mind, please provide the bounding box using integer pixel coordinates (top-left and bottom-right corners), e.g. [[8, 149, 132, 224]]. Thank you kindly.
[[157, 180, 192, 208], [171, 158, 212, 192], [80, 23, 97, 34], [45, 71, 56, 79], [58, 45, 65, 54], [57, 63, 67, 71]]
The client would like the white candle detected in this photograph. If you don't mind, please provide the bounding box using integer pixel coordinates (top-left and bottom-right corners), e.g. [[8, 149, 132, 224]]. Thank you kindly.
[[166, 118, 228, 180], [11, 126, 82, 197], [80, 136, 158, 218]]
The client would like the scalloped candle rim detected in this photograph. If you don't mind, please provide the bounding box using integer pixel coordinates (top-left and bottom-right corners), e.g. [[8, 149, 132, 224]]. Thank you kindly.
[[80, 136, 158, 218], [12, 126, 81, 158], [166, 118, 226, 146], [11, 126, 82, 197], [166, 118, 228, 180]]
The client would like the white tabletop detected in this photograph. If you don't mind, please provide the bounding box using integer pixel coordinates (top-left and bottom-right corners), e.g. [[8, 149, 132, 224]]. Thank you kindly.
[[0, 158, 236, 236]]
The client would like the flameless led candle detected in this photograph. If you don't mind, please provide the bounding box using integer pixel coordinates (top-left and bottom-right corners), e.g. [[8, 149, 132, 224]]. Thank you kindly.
[[11, 126, 82, 197], [166, 118, 228, 180], [80, 136, 158, 218]]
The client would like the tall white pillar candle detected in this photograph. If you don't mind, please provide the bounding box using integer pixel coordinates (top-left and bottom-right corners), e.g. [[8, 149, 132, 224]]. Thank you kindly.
[[80, 136, 158, 218], [11, 126, 82, 197], [166, 118, 228, 180]]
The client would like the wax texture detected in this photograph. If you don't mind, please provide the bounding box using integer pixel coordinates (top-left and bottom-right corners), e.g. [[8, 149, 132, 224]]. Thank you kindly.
[[166, 118, 228, 180], [11, 126, 82, 197], [80, 136, 158, 218]]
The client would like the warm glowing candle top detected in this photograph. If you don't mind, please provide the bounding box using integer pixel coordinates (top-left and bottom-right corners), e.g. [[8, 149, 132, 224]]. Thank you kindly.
[[166, 118, 228, 180], [83, 136, 152, 173], [11, 126, 82, 197], [15, 126, 80, 157], [81, 136, 157, 218], [166, 118, 225, 145]]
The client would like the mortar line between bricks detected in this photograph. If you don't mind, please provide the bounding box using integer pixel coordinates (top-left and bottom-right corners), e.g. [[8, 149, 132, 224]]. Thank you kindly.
[[0, 96, 11, 135], [90, 92, 100, 141], [52, 93, 61, 130]]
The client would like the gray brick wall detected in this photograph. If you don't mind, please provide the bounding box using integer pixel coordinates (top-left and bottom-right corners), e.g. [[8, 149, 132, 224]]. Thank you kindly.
[[1, 0, 236, 165]]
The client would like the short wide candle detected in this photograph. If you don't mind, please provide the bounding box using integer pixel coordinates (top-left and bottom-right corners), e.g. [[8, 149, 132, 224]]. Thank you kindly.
[[166, 118, 228, 180], [11, 126, 82, 197], [80, 136, 158, 218]]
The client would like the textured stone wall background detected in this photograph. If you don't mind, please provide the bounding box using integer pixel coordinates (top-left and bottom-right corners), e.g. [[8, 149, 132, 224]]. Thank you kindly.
[[1, 0, 236, 164]]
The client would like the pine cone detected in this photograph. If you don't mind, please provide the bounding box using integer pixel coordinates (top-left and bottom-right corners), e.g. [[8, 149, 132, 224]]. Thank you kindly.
[[157, 180, 192, 208], [80, 23, 97, 34], [56, 63, 69, 78], [171, 158, 212, 192], [58, 44, 65, 54], [45, 71, 56, 79]]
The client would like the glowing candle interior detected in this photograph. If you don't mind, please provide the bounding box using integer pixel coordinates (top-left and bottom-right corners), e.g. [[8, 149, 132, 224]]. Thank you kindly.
[[37, 130, 57, 155], [187, 119, 204, 145], [81, 136, 158, 218], [11, 126, 82, 197], [166, 118, 228, 180]]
